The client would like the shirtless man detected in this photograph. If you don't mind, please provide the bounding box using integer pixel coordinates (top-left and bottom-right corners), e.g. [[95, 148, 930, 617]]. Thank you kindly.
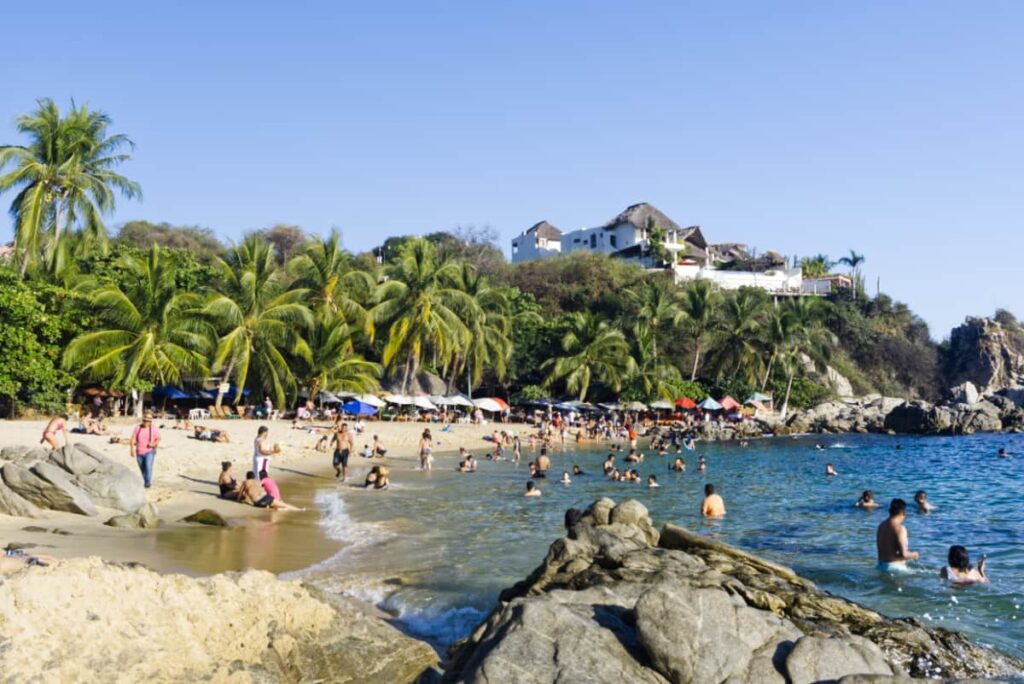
[[524, 481, 541, 497], [536, 447, 551, 474], [237, 471, 264, 505], [876, 498, 919, 571], [332, 422, 353, 481], [701, 483, 726, 517]]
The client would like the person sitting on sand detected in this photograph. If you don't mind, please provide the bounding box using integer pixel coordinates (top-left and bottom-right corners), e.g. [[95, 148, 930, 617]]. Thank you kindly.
[[876, 498, 919, 571], [826, 463, 837, 476], [572, 464, 584, 476], [524, 481, 541, 497], [40, 415, 70, 450], [914, 490, 936, 513], [670, 457, 685, 472], [648, 475, 660, 488], [218, 461, 240, 500], [559, 471, 571, 485], [257, 470, 300, 510], [372, 435, 387, 458], [237, 471, 264, 506], [360, 444, 373, 458], [855, 490, 879, 509], [941, 545, 988, 584], [702, 484, 726, 517], [80, 416, 110, 435]]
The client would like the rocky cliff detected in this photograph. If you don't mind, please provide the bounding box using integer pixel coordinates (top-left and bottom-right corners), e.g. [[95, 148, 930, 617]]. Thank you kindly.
[[446, 499, 1023, 683], [0, 557, 439, 683], [944, 317, 1024, 394]]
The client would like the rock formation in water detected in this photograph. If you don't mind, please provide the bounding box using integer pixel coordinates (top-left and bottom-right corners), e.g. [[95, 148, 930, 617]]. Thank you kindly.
[[944, 317, 1024, 394], [0, 557, 439, 683], [445, 498, 1023, 683]]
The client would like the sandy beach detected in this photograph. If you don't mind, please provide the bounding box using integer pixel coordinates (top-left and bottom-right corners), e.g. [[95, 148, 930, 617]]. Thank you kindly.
[[0, 417, 501, 576]]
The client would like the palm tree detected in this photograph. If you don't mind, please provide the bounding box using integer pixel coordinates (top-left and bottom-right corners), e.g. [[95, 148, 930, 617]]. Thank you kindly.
[[297, 309, 382, 401], [624, 277, 683, 361], [712, 287, 767, 384], [836, 249, 866, 300], [445, 262, 516, 394], [543, 312, 637, 401], [624, 325, 685, 402], [799, 254, 832, 278], [0, 99, 141, 275], [372, 238, 473, 392], [777, 297, 837, 417], [204, 236, 313, 409], [288, 229, 375, 332], [678, 279, 719, 381], [62, 245, 210, 406]]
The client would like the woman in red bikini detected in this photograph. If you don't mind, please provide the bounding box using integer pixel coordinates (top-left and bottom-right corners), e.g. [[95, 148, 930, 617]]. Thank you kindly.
[[41, 415, 70, 450]]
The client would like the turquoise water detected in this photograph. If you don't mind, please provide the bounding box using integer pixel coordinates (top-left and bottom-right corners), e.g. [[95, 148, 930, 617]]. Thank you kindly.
[[299, 433, 1024, 660]]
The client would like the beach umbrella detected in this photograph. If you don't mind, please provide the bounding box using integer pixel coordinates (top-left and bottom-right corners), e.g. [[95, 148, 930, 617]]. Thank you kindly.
[[473, 397, 504, 412], [720, 395, 741, 411], [675, 397, 697, 409], [747, 392, 771, 403], [598, 402, 621, 411], [383, 393, 413, 406], [649, 399, 674, 410], [341, 400, 378, 416], [489, 397, 510, 411], [441, 394, 475, 407], [318, 390, 343, 404], [413, 395, 438, 411], [746, 399, 768, 412], [152, 386, 189, 400], [354, 394, 386, 408], [698, 397, 723, 411], [623, 401, 648, 411]]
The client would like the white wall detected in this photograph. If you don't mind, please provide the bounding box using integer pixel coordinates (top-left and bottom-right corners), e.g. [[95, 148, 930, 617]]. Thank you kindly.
[[511, 233, 561, 264], [673, 264, 804, 294]]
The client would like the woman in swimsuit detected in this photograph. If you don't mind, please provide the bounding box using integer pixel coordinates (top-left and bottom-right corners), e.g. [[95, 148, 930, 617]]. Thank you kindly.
[[418, 429, 433, 470], [41, 415, 70, 450], [218, 461, 240, 500], [941, 545, 988, 584]]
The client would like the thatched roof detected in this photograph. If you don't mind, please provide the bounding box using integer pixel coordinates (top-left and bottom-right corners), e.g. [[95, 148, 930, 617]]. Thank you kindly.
[[603, 202, 682, 234], [525, 221, 561, 240], [382, 370, 448, 396]]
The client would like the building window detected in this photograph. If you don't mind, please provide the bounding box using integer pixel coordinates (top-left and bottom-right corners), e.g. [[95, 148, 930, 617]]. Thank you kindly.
[[610, 235, 617, 248], [590, 234, 596, 248]]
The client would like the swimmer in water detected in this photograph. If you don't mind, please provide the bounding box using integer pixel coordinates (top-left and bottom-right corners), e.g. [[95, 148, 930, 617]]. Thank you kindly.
[[701, 483, 726, 517], [572, 464, 584, 476], [855, 490, 880, 509], [648, 474, 660, 488], [815, 443, 825, 451], [825, 463, 837, 476], [670, 457, 685, 472], [998, 447, 1007, 458], [560, 471, 572, 485], [940, 545, 988, 584], [914, 489, 935, 513], [697, 458, 706, 473], [524, 480, 541, 497], [603, 455, 615, 475], [876, 498, 919, 571]]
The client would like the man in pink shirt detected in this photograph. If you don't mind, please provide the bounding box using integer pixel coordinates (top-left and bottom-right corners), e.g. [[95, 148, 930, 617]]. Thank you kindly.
[[130, 411, 161, 488]]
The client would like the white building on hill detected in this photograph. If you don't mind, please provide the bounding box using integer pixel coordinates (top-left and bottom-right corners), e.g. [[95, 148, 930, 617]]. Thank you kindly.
[[511, 221, 562, 263]]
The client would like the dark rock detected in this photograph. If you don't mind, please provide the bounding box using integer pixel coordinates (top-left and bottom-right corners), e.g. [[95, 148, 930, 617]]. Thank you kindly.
[[181, 509, 228, 527], [945, 317, 1024, 393]]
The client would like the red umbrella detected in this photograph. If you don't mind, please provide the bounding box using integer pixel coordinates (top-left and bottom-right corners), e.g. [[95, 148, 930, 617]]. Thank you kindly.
[[720, 395, 741, 411], [489, 397, 510, 411], [675, 397, 697, 409]]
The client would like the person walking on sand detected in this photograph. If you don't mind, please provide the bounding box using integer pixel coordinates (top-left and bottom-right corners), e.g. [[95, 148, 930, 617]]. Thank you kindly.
[[253, 426, 277, 477], [418, 429, 434, 470], [876, 498, 919, 572], [332, 422, 353, 480], [130, 411, 160, 489], [41, 414, 70, 450], [701, 483, 726, 517]]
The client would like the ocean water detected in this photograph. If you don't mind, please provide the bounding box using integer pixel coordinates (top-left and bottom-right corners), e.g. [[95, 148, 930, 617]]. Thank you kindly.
[[296, 433, 1024, 660]]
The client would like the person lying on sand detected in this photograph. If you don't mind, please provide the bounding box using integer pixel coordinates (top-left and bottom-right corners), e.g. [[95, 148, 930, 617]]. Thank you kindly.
[[915, 490, 936, 513], [218, 461, 241, 500], [195, 426, 230, 443], [1, 548, 54, 574], [855, 490, 880, 509], [257, 470, 302, 510], [941, 545, 988, 584]]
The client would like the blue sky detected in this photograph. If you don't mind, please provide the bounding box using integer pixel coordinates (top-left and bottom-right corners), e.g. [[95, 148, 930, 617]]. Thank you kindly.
[[2, 1, 1022, 338]]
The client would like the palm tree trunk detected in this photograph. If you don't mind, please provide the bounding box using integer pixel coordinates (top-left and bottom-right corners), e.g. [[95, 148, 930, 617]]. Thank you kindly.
[[780, 368, 795, 419], [214, 360, 235, 409], [19, 249, 30, 277], [690, 340, 701, 382], [761, 351, 776, 391]]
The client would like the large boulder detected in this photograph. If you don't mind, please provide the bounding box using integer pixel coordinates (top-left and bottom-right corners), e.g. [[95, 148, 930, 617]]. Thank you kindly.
[[945, 316, 1024, 393], [949, 381, 980, 405], [446, 499, 1024, 682], [0, 476, 45, 518], [49, 443, 145, 513], [1, 463, 98, 516]]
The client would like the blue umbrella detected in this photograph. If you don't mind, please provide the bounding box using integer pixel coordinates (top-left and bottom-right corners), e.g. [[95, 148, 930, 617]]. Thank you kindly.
[[698, 397, 723, 411], [152, 385, 189, 400], [342, 400, 378, 416]]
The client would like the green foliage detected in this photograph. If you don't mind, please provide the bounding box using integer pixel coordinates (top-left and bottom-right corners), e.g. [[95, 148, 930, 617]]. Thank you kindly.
[[513, 384, 547, 401], [117, 221, 225, 261], [0, 269, 78, 413], [770, 376, 829, 410], [800, 254, 832, 278]]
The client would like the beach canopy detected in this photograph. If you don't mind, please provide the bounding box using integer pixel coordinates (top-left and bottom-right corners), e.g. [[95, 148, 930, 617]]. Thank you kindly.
[[649, 399, 674, 410], [675, 397, 697, 409], [317, 390, 343, 404], [152, 385, 189, 400], [720, 395, 741, 411], [354, 394, 386, 408], [432, 394, 475, 407], [598, 402, 620, 410], [747, 392, 771, 402], [698, 397, 723, 410], [746, 399, 768, 412], [383, 393, 413, 406], [473, 397, 505, 412], [413, 395, 437, 411], [341, 400, 378, 416], [623, 400, 648, 411]]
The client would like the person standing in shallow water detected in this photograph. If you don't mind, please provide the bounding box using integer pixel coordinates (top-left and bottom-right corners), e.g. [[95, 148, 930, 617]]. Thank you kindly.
[[876, 498, 919, 571], [701, 484, 725, 517], [332, 422, 352, 480]]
